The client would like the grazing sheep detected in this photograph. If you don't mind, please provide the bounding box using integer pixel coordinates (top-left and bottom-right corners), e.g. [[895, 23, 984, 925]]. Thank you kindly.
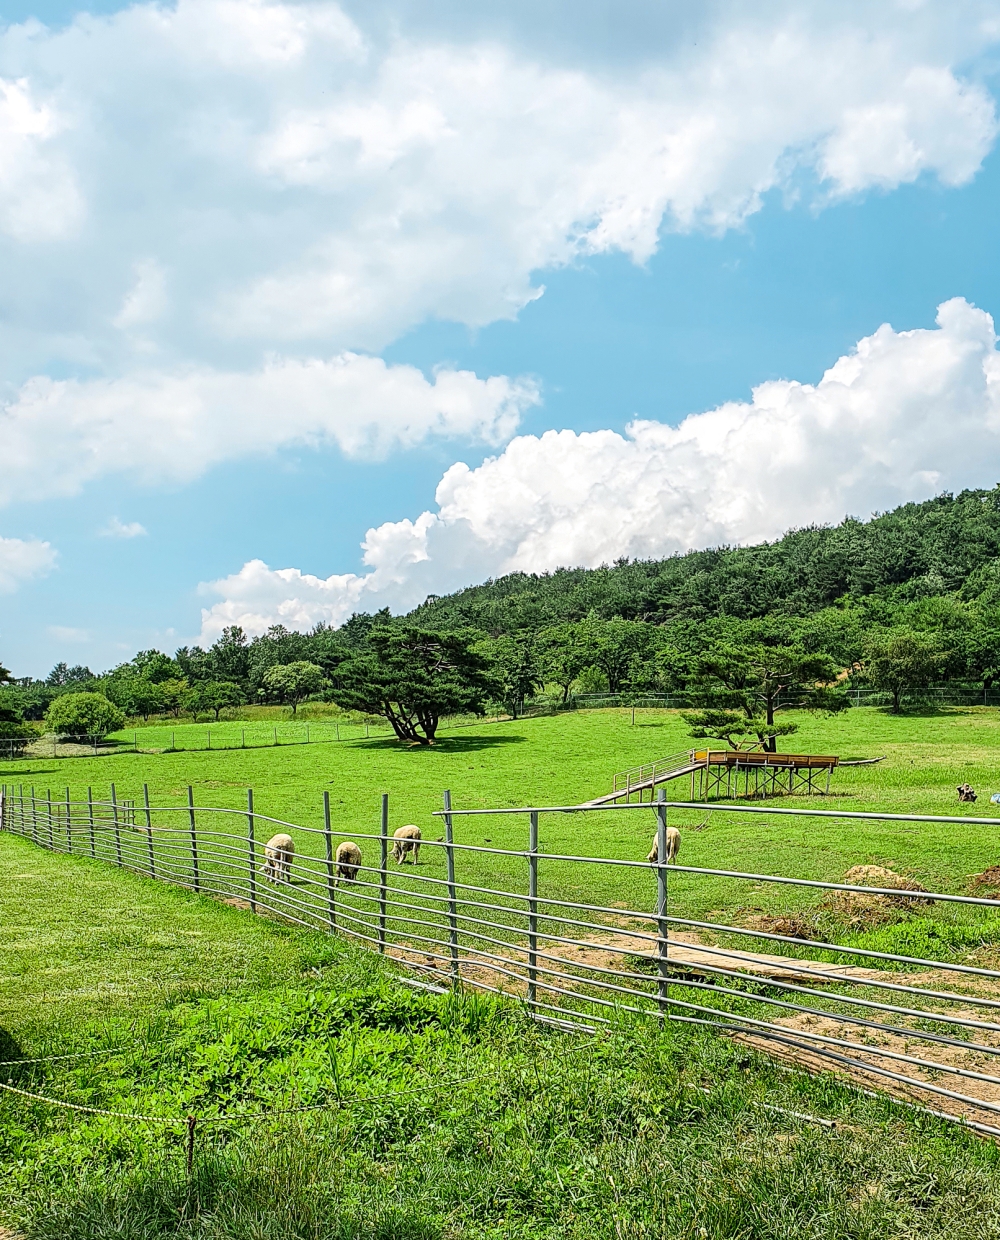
[[261, 832, 294, 882], [335, 840, 362, 882], [958, 783, 978, 803], [392, 824, 421, 864], [647, 827, 681, 864]]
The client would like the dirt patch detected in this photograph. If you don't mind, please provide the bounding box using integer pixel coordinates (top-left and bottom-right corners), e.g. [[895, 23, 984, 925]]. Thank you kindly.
[[824, 866, 932, 928], [970, 865, 1000, 892], [733, 1004, 1000, 1137]]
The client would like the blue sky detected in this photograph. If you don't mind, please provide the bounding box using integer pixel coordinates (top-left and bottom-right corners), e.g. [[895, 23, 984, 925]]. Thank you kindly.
[[5, 1, 1000, 676]]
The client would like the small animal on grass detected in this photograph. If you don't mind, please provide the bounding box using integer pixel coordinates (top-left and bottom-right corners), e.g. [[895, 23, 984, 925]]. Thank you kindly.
[[958, 783, 978, 803], [261, 833, 294, 882], [392, 824, 421, 864], [335, 840, 362, 881], [647, 827, 681, 864]]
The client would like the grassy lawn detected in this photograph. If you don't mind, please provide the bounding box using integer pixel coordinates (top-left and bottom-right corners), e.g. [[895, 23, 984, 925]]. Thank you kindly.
[[5, 830, 1000, 1239], [6, 706, 1000, 926]]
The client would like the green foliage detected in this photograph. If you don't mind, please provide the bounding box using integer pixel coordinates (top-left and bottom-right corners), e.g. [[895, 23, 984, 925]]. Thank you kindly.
[[681, 708, 799, 751], [261, 661, 327, 714], [0, 718, 39, 739], [129, 650, 181, 683], [331, 626, 492, 742], [408, 486, 1000, 633], [536, 622, 592, 703], [45, 692, 126, 738], [862, 628, 947, 712], [184, 679, 246, 721], [476, 633, 541, 716], [104, 674, 164, 720], [45, 661, 96, 688]]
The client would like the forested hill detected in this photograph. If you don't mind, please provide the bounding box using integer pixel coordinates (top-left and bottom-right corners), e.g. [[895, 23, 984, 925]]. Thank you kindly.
[[405, 487, 1000, 635]]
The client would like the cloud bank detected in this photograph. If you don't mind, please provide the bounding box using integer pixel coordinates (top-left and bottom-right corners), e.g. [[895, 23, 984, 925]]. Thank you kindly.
[[1, 0, 996, 383], [0, 355, 538, 504], [200, 298, 1000, 640]]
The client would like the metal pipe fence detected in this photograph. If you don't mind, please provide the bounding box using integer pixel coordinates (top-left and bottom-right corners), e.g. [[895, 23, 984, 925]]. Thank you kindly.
[[6, 783, 1000, 1134]]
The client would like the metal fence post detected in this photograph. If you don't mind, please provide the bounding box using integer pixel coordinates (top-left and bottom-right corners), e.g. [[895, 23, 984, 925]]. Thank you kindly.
[[64, 786, 72, 852], [46, 789, 54, 848], [247, 788, 256, 913], [379, 794, 388, 953], [187, 786, 200, 891], [528, 810, 538, 1012], [443, 789, 459, 989], [110, 784, 122, 866], [324, 791, 336, 931], [29, 786, 37, 846], [656, 788, 669, 1020], [87, 787, 95, 857], [143, 783, 155, 878]]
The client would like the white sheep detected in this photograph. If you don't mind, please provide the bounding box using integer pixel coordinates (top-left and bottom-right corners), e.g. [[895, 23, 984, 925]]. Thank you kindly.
[[261, 833, 294, 882], [392, 824, 421, 864], [647, 827, 681, 865], [335, 840, 362, 881]]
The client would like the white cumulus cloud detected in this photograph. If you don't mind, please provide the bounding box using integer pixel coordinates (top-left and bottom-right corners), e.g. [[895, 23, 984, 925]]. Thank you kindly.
[[0, 355, 538, 504], [0, 0, 996, 382], [198, 297, 1000, 640], [0, 534, 57, 593]]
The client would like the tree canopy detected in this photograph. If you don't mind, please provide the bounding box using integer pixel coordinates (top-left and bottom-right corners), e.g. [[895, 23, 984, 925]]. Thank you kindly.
[[331, 627, 492, 743], [46, 693, 125, 739], [12, 487, 1000, 725], [261, 662, 327, 714]]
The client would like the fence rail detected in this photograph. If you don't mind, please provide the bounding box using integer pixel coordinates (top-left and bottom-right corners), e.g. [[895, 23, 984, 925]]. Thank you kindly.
[[5, 784, 1000, 1135]]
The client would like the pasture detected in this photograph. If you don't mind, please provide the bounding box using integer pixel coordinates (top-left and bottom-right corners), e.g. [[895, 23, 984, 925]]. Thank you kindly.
[[5, 828, 1000, 1239], [7, 706, 1000, 931]]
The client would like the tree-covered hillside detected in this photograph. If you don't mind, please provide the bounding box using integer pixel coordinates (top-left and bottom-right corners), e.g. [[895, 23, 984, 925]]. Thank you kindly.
[[405, 486, 1000, 634], [8, 487, 1000, 739]]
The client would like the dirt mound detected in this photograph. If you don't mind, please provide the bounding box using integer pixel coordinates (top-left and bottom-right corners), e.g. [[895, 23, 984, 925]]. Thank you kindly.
[[970, 865, 1000, 891], [743, 913, 815, 940], [824, 865, 931, 927]]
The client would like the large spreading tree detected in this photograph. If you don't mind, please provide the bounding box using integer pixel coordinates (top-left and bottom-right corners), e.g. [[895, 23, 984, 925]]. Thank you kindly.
[[331, 626, 492, 743], [692, 620, 846, 751]]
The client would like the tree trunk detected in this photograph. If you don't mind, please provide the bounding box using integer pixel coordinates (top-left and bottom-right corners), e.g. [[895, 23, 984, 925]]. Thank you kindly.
[[384, 702, 420, 742], [892, 687, 901, 713]]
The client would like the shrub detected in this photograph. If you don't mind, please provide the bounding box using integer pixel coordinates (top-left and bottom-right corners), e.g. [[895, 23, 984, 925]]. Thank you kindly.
[[0, 719, 39, 739], [45, 692, 125, 739]]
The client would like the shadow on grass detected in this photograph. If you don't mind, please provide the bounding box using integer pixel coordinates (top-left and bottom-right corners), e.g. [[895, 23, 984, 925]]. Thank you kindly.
[[348, 734, 526, 754]]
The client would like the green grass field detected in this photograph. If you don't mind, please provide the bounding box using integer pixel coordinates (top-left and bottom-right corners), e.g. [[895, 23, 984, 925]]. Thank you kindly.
[[6, 825, 1000, 1240], [7, 706, 1000, 925]]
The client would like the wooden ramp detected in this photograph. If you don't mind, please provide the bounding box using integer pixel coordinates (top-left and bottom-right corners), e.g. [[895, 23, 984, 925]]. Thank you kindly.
[[585, 759, 704, 806]]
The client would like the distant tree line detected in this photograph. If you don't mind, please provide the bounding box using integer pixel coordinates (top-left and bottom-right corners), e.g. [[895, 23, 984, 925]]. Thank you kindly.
[[7, 487, 1000, 747]]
